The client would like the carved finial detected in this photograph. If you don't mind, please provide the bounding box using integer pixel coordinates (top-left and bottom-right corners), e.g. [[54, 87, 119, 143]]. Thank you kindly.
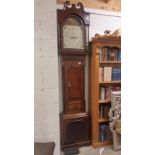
[[63, 1, 84, 10], [76, 2, 84, 10], [63, 1, 71, 9]]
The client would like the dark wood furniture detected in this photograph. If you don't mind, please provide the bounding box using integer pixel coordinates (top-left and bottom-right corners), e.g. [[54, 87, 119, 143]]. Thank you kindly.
[[60, 113, 90, 148], [57, 1, 90, 150], [89, 34, 121, 147]]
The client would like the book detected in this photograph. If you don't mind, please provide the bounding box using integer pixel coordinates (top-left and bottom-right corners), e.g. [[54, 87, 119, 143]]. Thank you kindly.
[[100, 124, 108, 142], [112, 68, 117, 81], [100, 105, 110, 119], [100, 87, 105, 100], [102, 47, 108, 61], [103, 67, 108, 81], [117, 49, 121, 61], [112, 68, 121, 81], [108, 49, 117, 61], [116, 68, 121, 81], [104, 67, 112, 81], [99, 67, 104, 82], [100, 105, 104, 118], [103, 105, 110, 119], [105, 87, 111, 99], [100, 124, 107, 142]]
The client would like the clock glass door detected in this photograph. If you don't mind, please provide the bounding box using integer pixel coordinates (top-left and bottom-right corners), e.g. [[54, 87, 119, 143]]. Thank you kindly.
[[63, 17, 84, 49]]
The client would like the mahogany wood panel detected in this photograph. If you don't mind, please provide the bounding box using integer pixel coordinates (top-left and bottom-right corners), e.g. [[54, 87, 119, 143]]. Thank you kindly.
[[60, 113, 91, 149], [62, 56, 85, 114]]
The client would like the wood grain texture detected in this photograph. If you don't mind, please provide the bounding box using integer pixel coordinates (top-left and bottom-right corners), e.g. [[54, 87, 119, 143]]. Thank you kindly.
[[60, 113, 91, 149], [57, 0, 121, 12], [62, 57, 85, 114]]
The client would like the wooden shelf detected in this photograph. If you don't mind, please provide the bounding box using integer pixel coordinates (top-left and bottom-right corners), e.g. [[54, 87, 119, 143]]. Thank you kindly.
[[98, 118, 110, 123], [100, 81, 121, 85], [99, 99, 111, 104], [100, 61, 121, 64]]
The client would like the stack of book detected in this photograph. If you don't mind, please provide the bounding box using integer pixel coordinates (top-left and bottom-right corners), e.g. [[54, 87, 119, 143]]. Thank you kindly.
[[112, 68, 121, 81], [99, 67, 121, 82], [99, 47, 108, 61], [99, 124, 112, 142], [99, 124, 108, 142], [99, 105, 110, 119], [100, 87, 111, 100], [99, 47, 121, 62]]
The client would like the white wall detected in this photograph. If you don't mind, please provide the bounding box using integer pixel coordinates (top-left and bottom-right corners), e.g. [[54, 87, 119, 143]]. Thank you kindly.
[[89, 13, 121, 40], [88, 8, 121, 40], [34, 0, 60, 155]]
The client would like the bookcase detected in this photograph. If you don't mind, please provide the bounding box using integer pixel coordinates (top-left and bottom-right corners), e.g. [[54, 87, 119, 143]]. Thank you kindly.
[[89, 34, 121, 147]]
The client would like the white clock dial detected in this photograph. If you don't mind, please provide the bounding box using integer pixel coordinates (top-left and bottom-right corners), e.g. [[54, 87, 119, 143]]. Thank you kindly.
[[63, 25, 84, 49]]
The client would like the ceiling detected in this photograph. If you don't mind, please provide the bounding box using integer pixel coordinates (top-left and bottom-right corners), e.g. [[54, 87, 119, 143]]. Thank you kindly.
[[57, 0, 121, 12]]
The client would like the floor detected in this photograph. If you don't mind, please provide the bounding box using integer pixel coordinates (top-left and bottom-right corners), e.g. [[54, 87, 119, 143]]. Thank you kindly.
[[61, 145, 121, 155]]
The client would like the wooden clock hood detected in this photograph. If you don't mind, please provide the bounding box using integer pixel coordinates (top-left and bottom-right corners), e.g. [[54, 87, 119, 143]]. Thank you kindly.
[[57, 1, 90, 26]]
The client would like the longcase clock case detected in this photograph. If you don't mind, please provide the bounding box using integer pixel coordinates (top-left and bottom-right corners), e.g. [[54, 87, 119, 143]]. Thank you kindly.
[[57, 1, 91, 149]]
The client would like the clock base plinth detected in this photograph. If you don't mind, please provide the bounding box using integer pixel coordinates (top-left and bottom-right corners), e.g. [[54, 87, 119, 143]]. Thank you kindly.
[[60, 112, 91, 150]]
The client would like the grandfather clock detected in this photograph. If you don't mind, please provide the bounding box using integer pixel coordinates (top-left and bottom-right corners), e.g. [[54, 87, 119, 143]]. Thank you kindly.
[[57, 1, 90, 150]]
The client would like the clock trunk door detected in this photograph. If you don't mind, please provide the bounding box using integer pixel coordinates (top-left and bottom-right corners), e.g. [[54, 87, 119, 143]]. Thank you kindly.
[[63, 59, 85, 114]]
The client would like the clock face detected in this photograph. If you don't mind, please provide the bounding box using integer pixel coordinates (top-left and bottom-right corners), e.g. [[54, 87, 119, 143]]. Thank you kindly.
[[63, 18, 84, 49]]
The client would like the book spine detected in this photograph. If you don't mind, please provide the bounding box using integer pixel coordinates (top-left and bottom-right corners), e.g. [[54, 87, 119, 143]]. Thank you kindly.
[[118, 68, 121, 80], [117, 49, 121, 61], [104, 67, 107, 81], [100, 87, 105, 100], [102, 47, 108, 61], [100, 124, 107, 142], [116, 68, 121, 81], [105, 87, 111, 99], [112, 68, 117, 81], [99, 67, 104, 82], [99, 48, 102, 62], [100, 105, 104, 118], [104, 67, 112, 82], [112, 68, 121, 81], [104, 105, 110, 119], [109, 67, 112, 81]]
